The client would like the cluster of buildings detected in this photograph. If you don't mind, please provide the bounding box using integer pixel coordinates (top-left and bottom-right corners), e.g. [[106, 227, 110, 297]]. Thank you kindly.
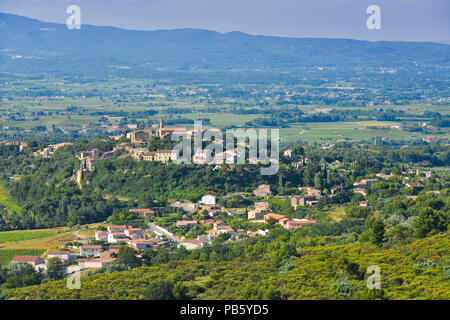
[[171, 195, 222, 217], [403, 169, 433, 179], [125, 119, 188, 145], [252, 168, 437, 212], [250, 184, 323, 213], [253, 184, 272, 197], [127, 149, 178, 163], [1, 141, 28, 151], [290, 157, 311, 168], [36, 142, 73, 157], [11, 250, 81, 271], [76, 119, 304, 173], [73, 234, 161, 269], [9, 247, 110, 271], [176, 218, 252, 249], [115, 121, 262, 166], [352, 178, 379, 197], [95, 225, 161, 251], [76, 120, 191, 172], [292, 187, 322, 206], [291, 194, 319, 208], [121, 143, 244, 167], [175, 202, 318, 249], [201, 219, 238, 240], [263, 213, 316, 230], [10, 255, 45, 269], [10, 223, 164, 272], [355, 170, 439, 204], [129, 208, 160, 218], [72, 147, 116, 187], [79, 148, 115, 171], [248, 201, 272, 219], [352, 169, 434, 198]]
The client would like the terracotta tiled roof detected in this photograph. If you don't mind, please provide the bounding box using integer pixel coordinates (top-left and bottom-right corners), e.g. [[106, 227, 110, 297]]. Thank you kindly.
[[80, 245, 102, 249], [11, 256, 41, 262], [47, 251, 70, 255]]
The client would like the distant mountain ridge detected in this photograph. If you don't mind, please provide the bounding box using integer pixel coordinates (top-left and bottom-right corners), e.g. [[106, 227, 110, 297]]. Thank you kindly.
[[0, 12, 449, 74]]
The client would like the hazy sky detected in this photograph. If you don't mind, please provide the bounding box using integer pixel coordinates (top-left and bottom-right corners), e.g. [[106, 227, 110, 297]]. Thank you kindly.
[[1, 0, 449, 42]]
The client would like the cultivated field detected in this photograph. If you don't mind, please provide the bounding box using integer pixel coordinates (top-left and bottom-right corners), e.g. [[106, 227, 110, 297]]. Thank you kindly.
[[0, 249, 46, 266], [279, 121, 450, 143], [0, 230, 60, 244], [0, 229, 75, 250]]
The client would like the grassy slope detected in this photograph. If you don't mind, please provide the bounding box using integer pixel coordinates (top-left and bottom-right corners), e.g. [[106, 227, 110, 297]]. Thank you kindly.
[[0, 229, 75, 249], [0, 183, 22, 214], [0, 230, 60, 244], [8, 233, 449, 300]]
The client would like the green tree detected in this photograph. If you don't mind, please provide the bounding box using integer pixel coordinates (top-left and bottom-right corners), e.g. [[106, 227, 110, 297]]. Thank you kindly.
[[265, 286, 282, 300], [266, 217, 276, 229], [272, 243, 297, 268], [370, 219, 385, 246], [5, 262, 41, 288], [115, 246, 141, 268], [172, 281, 189, 300], [144, 280, 175, 300], [47, 257, 64, 280], [416, 207, 448, 238]]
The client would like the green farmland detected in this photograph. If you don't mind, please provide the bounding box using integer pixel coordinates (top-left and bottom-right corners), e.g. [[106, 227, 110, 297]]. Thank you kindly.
[[0, 230, 60, 244], [0, 249, 46, 266]]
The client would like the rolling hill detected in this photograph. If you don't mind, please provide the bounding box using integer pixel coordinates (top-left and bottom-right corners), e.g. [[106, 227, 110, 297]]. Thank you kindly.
[[0, 12, 449, 75]]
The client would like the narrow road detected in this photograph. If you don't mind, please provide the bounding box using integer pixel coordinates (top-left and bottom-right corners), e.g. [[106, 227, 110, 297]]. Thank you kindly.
[[147, 222, 181, 243]]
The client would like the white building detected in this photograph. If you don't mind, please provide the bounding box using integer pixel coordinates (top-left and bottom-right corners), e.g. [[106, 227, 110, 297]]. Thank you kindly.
[[197, 235, 213, 242], [80, 245, 102, 257], [127, 239, 157, 251], [107, 233, 130, 244], [200, 194, 216, 205], [257, 229, 269, 236], [124, 228, 144, 239], [107, 225, 129, 233], [95, 231, 108, 241], [283, 149, 293, 158], [78, 258, 114, 269], [181, 240, 205, 250], [47, 251, 76, 262]]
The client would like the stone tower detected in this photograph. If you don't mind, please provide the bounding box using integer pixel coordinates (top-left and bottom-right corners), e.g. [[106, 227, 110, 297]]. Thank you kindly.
[[75, 169, 82, 189]]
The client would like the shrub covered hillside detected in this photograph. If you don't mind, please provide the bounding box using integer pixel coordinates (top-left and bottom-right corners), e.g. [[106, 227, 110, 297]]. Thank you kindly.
[[7, 232, 449, 300]]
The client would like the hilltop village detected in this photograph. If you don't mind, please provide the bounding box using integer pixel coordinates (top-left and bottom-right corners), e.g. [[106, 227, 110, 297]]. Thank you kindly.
[[0, 114, 446, 303], [2, 121, 442, 276], [0, 8, 449, 302]]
